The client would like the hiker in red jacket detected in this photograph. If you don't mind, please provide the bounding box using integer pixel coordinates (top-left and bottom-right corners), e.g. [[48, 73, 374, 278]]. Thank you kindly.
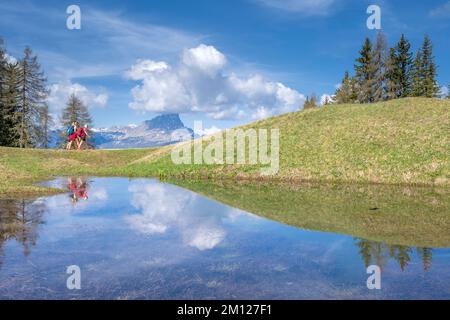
[[77, 124, 90, 150]]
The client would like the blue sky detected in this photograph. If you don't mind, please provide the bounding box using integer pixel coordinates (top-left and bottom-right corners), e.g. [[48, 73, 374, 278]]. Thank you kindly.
[[1, 0, 449, 131]]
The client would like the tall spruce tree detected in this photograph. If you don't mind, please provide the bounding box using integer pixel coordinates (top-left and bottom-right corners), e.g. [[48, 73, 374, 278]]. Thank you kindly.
[[335, 71, 357, 104], [395, 34, 413, 97], [412, 35, 438, 98], [37, 103, 52, 149], [355, 38, 375, 103], [303, 94, 318, 109], [371, 33, 388, 102], [2, 63, 21, 146], [385, 47, 400, 100], [15, 47, 48, 148], [0, 38, 8, 146], [411, 48, 424, 97], [421, 35, 439, 97]]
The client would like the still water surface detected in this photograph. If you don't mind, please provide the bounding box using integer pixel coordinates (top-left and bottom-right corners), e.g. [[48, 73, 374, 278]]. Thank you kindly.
[[0, 177, 449, 299]]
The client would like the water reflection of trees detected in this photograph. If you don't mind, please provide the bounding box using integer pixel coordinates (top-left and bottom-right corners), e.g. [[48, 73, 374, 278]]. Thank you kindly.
[[355, 238, 433, 272], [0, 199, 46, 268]]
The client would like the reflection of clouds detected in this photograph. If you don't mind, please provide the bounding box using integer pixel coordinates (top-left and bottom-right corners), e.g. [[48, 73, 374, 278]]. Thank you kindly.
[[185, 226, 226, 251], [90, 188, 108, 201], [125, 181, 226, 251]]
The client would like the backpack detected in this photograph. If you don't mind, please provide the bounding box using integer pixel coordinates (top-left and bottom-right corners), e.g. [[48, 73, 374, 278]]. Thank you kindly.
[[79, 128, 87, 138], [67, 126, 74, 136]]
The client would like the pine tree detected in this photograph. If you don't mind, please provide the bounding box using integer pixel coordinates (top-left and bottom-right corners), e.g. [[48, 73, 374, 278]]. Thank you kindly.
[[303, 94, 318, 109], [0, 38, 8, 146], [335, 71, 354, 104], [15, 47, 48, 148], [421, 35, 439, 98], [2, 63, 21, 146], [350, 76, 359, 102], [355, 38, 375, 103], [60, 94, 93, 148], [395, 34, 413, 97], [371, 33, 388, 102], [37, 103, 52, 148], [385, 47, 400, 100], [411, 48, 424, 97], [412, 35, 439, 98]]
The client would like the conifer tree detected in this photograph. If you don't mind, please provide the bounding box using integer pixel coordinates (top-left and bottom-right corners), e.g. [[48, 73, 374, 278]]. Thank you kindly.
[[412, 35, 439, 98], [395, 34, 413, 97], [0, 38, 8, 146], [371, 33, 388, 102], [37, 103, 52, 148], [385, 47, 400, 100], [355, 38, 375, 103], [411, 48, 424, 97], [2, 63, 21, 146], [15, 47, 48, 148], [421, 35, 439, 98], [335, 71, 352, 104], [303, 94, 318, 109]]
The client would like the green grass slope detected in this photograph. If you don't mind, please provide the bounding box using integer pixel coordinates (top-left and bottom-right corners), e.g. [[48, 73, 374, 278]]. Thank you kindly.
[[131, 97, 450, 185]]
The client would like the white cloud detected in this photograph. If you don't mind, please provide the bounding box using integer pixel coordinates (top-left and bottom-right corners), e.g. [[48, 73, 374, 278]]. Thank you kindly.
[[429, 1, 450, 17], [194, 125, 222, 136], [253, 0, 337, 15], [182, 44, 227, 77], [125, 60, 170, 80], [126, 44, 305, 120], [91, 188, 108, 201], [5, 53, 17, 64], [47, 80, 109, 115], [320, 94, 334, 105], [439, 85, 449, 98]]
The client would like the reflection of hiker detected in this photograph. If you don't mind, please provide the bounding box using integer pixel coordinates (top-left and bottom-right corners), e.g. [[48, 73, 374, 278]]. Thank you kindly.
[[77, 125, 90, 150], [66, 122, 78, 150], [68, 177, 89, 203]]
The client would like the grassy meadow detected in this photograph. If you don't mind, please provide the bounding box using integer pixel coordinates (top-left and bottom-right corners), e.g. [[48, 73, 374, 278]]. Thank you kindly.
[[0, 97, 449, 197]]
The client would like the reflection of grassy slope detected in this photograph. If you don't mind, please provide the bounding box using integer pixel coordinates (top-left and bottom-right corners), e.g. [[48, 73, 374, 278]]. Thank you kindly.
[[173, 179, 450, 248]]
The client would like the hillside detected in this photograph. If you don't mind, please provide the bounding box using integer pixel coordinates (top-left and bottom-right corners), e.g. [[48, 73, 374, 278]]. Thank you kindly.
[[0, 98, 449, 196], [129, 97, 450, 185]]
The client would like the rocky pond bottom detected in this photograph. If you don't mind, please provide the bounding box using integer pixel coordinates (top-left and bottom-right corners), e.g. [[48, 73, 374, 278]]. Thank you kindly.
[[0, 177, 449, 299]]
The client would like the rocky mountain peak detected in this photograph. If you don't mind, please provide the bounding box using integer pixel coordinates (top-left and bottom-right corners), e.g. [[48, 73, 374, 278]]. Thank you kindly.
[[143, 113, 185, 131]]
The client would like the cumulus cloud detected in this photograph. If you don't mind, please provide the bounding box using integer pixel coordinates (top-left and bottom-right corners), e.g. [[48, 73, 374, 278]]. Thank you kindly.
[[47, 80, 108, 115], [126, 44, 305, 120], [182, 44, 226, 76]]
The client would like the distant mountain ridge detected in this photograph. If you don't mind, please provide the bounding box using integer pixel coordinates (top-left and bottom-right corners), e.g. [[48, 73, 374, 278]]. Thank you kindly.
[[92, 113, 193, 149]]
